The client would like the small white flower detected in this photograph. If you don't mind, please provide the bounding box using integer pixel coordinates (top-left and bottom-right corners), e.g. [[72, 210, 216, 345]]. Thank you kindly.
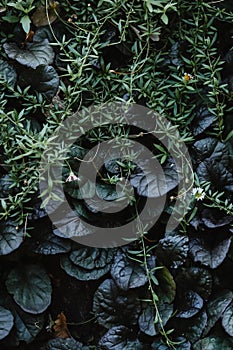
[[66, 172, 80, 182], [183, 72, 194, 81], [192, 187, 206, 201]]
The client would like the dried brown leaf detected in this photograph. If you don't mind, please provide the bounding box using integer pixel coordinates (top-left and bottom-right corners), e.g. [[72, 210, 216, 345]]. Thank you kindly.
[[53, 312, 71, 339]]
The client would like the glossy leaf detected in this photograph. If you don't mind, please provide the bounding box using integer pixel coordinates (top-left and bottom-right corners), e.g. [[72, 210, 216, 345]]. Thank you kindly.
[[19, 65, 59, 100], [40, 338, 90, 350], [203, 290, 233, 336], [61, 247, 114, 281], [177, 267, 212, 300], [189, 237, 231, 269], [130, 157, 178, 198], [10, 305, 44, 343], [3, 40, 54, 69], [152, 338, 191, 349], [193, 337, 233, 350], [222, 301, 233, 336], [0, 221, 24, 255], [0, 306, 14, 340], [99, 326, 144, 350], [6, 264, 52, 314], [192, 138, 230, 167], [155, 234, 189, 268], [156, 266, 176, 303], [190, 107, 216, 136], [185, 310, 207, 343], [93, 279, 141, 329], [32, 232, 72, 255], [196, 159, 233, 192], [176, 291, 203, 319], [110, 250, 154, 291], [0, 59, 17, 87], [138, 303, 173, 336]]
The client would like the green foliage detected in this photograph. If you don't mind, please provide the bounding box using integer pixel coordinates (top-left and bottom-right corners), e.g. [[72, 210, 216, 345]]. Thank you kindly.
[[0, 0, 233, 349]]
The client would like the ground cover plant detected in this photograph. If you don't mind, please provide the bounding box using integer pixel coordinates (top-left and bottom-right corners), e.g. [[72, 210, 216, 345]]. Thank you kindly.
[[0, 0, 233, 349]]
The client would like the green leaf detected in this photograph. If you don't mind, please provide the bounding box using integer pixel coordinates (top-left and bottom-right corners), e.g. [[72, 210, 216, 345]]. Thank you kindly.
[[2, 15, 19, 23], [222, 301, 233, 336], [61, 247, 114, 281], [99, 326, 144, 349], [111, 250, 154, 290], [93, 279, 141, 329], [155, 234, 189, 268], [138, 303, 173, 336], [156, 266, 176, 303], [0, 306, 14, 340], [203, 290, 233, 336], [0, 59, 17, 87], [19, 65, 59, 101], [60, 255, 109, 280], [4, 300, 44, 344], [193, 337, 233, 350], [190, 108, 216, 137], [6, 264, 52, 314], [96, 183, 123, 201], [176, 267, 212, 300], [152, 338, 191, 349], [176, 291, 203, 319], [161, 13, 169, 25], [185, 310, 208, 343], [32, 232, 72, 255], [130, 157, 179, 198], [0, 221, 24, 256], [3, 40, 54, 69], [70, 246, 114, 269], [64, 179, 96, 199], [40, 338, 90, 350], [189, 237, 231, 269], [197, 159, 233, 193], [20, 15, 31, 33]]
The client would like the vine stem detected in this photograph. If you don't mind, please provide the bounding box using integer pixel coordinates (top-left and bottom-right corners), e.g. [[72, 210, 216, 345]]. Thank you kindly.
[[134, 208, 177, 349]]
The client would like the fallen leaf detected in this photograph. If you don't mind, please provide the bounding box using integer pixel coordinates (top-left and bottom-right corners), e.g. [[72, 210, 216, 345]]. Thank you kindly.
[[31, 3, 60, 27], [53, 312, 71, 339]]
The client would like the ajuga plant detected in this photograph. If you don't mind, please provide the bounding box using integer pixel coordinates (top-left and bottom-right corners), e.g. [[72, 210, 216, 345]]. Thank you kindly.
[[0, 0, 233, 349]]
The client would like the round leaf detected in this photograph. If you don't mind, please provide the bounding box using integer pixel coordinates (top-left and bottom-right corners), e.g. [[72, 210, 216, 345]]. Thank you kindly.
[[60, 254, 111, 281], [10, 304, 44, 343], [3, 40, 54, 69], [70, 247, 114, 270], [0, 59, 17, 87], [31, 5, 58, 27], [110, 250, 153, 291], [32, 232, 72, 255], [193, 336, 233, 350], [176, 291, 203, 319], [203, 290, 233, 336], [0, 221, 24, 255], [93, 279, 141, 329], [99, 326, 144, 350], [19, 65, 59, 101], [40, 338, 90, 350], [222, 301, 233, 336], [6, 264, 52, 314], [185, 310, 207, 343], [139, 303, 173, 336], [0, 306, 14, 340], [155, 234, 189, 268], [189, 237, 231, 269]]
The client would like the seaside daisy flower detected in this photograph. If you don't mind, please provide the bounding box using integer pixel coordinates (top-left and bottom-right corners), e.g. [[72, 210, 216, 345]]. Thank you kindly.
[[192, 187, 206, 201], [66, 171, 80, 182], [183, 72, 194, 81]]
